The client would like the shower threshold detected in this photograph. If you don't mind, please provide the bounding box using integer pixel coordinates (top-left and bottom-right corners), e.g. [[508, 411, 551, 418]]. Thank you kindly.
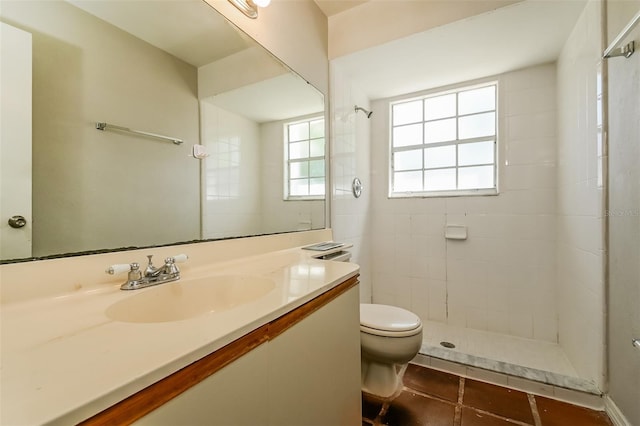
[[416, 320, 600, 396]]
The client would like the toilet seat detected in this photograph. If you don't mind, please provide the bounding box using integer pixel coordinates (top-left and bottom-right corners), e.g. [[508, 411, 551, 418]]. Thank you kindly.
[[360, 304, 422, 337]]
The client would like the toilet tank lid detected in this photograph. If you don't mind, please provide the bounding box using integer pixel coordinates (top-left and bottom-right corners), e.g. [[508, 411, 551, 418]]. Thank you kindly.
[[360, 304, 422, 332]]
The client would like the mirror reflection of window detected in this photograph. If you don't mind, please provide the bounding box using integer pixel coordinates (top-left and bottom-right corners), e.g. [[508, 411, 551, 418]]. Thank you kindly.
[[0, 0, 326, 262], [284, 117, 326, 200]]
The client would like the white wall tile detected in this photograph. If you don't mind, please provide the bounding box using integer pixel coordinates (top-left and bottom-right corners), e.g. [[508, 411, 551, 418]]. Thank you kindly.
[[507, 376, 555, 398], [367, 63, 560, 347], [553, 387, 604, 410], [508, 310, 533, 339], [555, 0, 604, 389], [466, 367, 508, 386], [330, 62, 373, 302]]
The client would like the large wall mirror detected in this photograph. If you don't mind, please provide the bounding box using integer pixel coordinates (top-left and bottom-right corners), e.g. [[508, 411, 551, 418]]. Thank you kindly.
[[0, 0, 326, 263]]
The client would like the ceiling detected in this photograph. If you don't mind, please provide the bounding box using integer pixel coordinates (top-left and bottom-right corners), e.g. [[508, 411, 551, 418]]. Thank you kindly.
[[67, 0, 323, 123], [69, 0, 586, 113], [68, 0, 251, 67], [332, 0, 587, 100], [313, 0, 369, 17]]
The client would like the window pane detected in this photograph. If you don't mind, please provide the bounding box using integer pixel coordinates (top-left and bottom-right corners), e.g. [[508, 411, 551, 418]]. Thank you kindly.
[[424, 145, 456, 169], [459, 141, 494, 166], [425, 118, 456, 143], [285, 117, 325, 200], [393, 100, 422, 126], [394, 149, 422, 171], [290, 161, 308, 178], [458, 86, 495, 115], [458, 112, 495, 139], [289, 122, 309, 142], [393, 123, 422, 147], [309, 178, 325, 195], [310, 138, 324, 157], [425, 94, 456, 120], [289, 141, 309, 159], [424, 168, 456, 191], [290, 179, 309, 196], [394, 171, 423, 192], [389, 83, 498, 196], [458, 165, 494, 189], [309, 159, 324, 177], [309, 119, 324, 138]]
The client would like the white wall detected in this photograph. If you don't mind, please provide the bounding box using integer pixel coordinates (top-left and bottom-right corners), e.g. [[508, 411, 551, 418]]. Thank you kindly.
[[330, 62, 373, 302], [0, 1, 201, 257], [369, 64, 558, 341], [200, 102, 262, 239], [204, 0, 328, 95], [556, 0, 605, 389]]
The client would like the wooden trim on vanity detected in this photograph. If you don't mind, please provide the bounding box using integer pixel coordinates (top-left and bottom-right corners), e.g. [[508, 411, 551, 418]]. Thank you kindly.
[[80, 275, 359, 426]]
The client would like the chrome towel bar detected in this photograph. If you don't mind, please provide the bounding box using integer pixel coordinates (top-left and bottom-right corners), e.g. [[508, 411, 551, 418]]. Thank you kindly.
[[95, 122, 183, 145], [603, 10, 639, 59]]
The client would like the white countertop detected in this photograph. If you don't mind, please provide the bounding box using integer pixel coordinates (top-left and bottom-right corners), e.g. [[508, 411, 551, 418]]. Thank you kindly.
[[0, 246, 359, 425]]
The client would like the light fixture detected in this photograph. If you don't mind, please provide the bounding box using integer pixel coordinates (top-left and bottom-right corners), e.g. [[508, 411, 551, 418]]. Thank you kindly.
[[228, 0, 271, 19]]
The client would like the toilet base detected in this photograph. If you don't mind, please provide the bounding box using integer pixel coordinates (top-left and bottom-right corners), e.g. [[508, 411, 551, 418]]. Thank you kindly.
[[361, 359, 408, 399]]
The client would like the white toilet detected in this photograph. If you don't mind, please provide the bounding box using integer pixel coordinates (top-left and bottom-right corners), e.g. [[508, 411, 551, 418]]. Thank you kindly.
[[360, 303, 423, 399]]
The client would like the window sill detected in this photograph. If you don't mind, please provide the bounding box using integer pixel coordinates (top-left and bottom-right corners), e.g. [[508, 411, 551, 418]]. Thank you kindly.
[[388, 188, 498, 199], [284, 196, 325, 201]]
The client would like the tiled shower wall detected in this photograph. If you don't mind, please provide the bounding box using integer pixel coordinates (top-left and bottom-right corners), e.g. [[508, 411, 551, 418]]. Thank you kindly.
[[556, 0, 605, 389], [369, 63, 559, 342], [200, 102, 262, 239], [330, 62, 373, 303], [200, 105, 324, 239]]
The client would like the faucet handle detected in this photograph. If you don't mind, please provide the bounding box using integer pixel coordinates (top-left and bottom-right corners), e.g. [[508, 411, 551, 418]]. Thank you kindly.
[[171, 254, 189, 263], [161, 254, 187, 276], [106, 263, 134, 275], [144, 254, 158, 275], [106, 262, 142, 284]]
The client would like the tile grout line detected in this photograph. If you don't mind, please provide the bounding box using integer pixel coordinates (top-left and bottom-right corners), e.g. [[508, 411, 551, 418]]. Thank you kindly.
[[404, 378, 535, 426], [528, 393, 543, 426], [467, 406, 535, 426], [458, 377, 465, 404], [454, 376, 465, 426], [400, 386, 458, 407], [373, 399, 391, 425]]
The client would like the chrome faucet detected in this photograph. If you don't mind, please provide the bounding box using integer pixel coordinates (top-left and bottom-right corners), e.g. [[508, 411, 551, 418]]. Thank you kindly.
[[106, 254, 188, 290]]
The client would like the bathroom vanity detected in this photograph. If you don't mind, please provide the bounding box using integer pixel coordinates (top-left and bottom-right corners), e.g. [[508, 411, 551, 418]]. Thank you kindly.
[[0, 232, 361, 425]]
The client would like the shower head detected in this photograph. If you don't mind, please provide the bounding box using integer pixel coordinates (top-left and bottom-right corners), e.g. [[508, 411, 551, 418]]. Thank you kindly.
[[355, 105, 373, 118]]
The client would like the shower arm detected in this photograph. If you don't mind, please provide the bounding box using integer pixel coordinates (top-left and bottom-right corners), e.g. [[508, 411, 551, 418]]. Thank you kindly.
[[354, 105, 373, 118]]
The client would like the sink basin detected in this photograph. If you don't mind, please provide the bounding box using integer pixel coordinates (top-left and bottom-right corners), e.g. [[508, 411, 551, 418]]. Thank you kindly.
[[106, 275, 276, 323]]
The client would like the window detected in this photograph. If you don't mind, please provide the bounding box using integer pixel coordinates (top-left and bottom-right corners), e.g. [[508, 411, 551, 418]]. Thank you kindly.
[[390, 83, 497, 197], [284, 117, 325, 200]]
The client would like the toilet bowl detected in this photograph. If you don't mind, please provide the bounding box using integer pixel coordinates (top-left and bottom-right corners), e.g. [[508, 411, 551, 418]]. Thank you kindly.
[[360, 303, 423, 399]]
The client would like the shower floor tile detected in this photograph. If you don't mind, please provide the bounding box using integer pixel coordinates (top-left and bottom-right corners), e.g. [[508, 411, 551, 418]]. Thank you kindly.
[[421, 320, 577, 377], [362, 364, 613, 426]]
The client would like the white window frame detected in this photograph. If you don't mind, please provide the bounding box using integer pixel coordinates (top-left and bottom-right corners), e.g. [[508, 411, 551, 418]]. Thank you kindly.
[[389, 81, 499, 198], [284, 116, 325, 201]]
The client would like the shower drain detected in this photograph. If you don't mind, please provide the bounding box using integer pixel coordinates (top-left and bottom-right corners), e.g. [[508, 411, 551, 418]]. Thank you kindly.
[[440, 341, 456, 349]]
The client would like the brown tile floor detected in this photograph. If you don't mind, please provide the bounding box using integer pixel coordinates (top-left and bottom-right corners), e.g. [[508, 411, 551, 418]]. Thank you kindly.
[[362, 364, 614, 426]]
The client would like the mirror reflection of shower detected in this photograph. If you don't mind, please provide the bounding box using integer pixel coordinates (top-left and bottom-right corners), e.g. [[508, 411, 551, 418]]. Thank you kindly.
[[355, 105, 373, 118]]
